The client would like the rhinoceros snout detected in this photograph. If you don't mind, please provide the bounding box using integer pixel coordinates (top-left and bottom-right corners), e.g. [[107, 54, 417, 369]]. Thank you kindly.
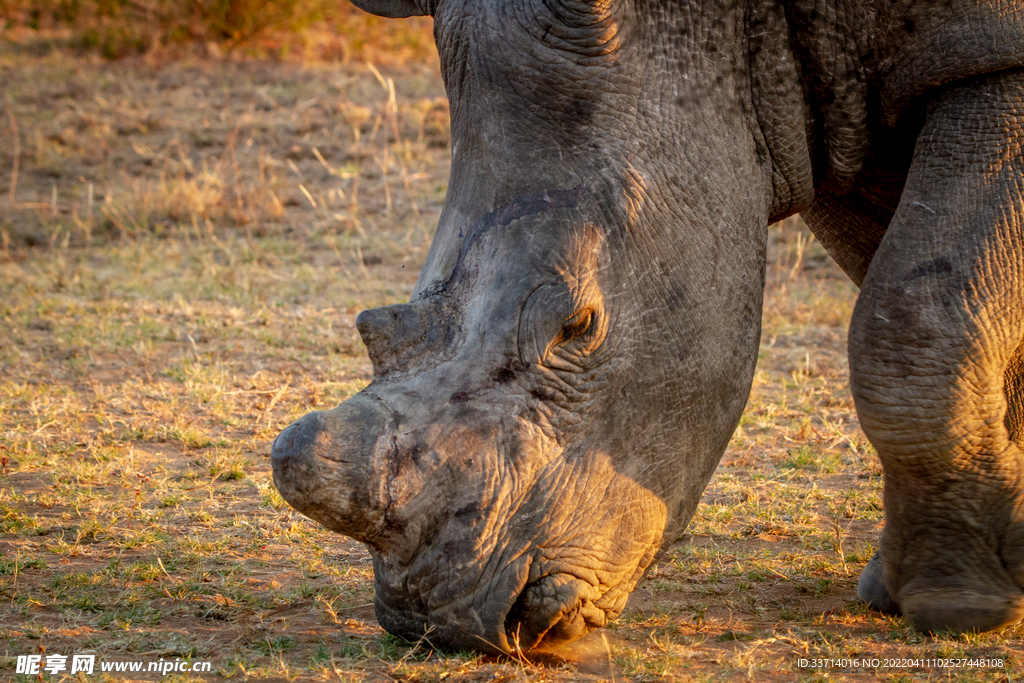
[[270, 413, 324, 502], [271, 398, 392, 543]]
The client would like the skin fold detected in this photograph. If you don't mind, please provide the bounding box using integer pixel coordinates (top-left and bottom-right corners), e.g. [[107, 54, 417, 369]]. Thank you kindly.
[[271, 0, 1024, 652]]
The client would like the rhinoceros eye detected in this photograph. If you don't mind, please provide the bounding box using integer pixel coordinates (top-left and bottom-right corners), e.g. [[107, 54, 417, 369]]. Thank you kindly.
[[517, 279, 606, 367], [559, 310, 594, 344]]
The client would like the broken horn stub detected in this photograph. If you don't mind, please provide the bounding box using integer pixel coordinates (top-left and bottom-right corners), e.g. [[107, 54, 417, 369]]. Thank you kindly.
[[357, 301, 457, 378]]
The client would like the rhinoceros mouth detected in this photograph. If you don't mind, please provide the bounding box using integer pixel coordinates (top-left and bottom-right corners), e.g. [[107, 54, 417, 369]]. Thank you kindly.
[[503, 573, 606, 653], [372, 550, 612, 656]]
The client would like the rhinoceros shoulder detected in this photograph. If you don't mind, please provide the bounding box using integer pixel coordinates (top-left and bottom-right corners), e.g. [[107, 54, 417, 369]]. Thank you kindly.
[[879, 0, 1024, 126], [793, 0, 1024, 285]]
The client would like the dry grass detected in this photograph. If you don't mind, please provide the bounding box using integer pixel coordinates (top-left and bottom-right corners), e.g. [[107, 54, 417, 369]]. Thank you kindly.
[[1, 1, 438, 63], [1, 32, 1022, 683]]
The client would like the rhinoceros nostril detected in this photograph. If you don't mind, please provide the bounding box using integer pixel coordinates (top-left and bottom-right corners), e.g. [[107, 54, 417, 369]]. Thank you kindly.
[[271, 421, 302, 462]]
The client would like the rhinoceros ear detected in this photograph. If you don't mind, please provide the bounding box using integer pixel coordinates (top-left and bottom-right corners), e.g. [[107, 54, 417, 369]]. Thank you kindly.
[[349, 0, 434, 17]]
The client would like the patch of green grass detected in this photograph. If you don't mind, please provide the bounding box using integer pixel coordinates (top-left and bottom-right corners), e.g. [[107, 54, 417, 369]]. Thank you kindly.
[[0, 556, 46, 574], [0, 503, 39, 534], [780, 445, 842, 474], [255, 635, 297, 656], [165, 426, 214, 451]]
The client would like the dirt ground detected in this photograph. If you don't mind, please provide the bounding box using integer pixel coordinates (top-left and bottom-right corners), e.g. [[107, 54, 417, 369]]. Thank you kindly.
[[1, 30, 1022, 683]]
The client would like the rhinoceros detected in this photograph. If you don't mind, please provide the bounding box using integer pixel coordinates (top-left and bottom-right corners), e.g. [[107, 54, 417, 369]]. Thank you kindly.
[[271, 0, 1024, 653]]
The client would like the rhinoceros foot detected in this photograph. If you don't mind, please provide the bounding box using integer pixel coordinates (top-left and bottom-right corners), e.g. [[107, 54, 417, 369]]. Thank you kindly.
[[859, 558, 1024, 633], [856, 551, 899, 615], [858, 535, 1024, 634], [899, 588, 1024, 635]]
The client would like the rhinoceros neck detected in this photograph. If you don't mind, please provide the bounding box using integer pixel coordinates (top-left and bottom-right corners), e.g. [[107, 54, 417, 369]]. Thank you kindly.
[[417, 0, 790, 297]]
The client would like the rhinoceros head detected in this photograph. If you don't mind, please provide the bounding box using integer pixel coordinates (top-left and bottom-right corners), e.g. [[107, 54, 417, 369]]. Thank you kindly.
[[273, 0, 800, 653]]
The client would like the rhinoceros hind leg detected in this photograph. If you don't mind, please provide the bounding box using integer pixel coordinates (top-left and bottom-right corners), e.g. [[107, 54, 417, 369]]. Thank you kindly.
[[857, 551, 899, 615]]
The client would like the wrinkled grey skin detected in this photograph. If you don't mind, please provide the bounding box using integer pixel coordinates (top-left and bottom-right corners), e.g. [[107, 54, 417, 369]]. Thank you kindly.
[[272, 0, 1024, 652]]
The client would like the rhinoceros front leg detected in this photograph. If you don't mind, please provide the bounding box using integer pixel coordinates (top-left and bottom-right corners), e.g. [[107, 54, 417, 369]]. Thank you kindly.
[[849, 69, 1024, 633]]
